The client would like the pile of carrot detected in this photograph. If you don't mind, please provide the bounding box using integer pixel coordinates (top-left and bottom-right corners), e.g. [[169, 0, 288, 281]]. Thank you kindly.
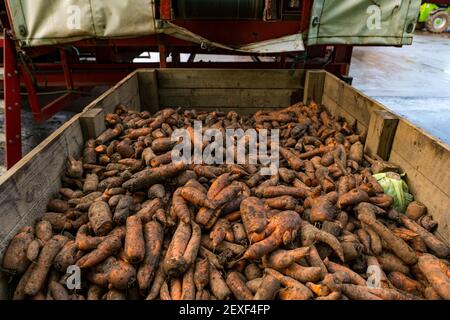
[[2, 102, 449, 300]]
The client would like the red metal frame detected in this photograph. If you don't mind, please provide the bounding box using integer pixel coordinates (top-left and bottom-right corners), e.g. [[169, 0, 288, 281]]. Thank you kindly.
[[3, 30, 22, 167], [19, 63, 82, 124], [60, 49, 74, 90], [160, 0, 173, 20], [1, 0, 355, 168]]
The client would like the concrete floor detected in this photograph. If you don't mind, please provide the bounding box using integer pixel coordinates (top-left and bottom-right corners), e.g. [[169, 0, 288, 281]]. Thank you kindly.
[[0, 31, 449, 175], [350, 31, 450, 145]]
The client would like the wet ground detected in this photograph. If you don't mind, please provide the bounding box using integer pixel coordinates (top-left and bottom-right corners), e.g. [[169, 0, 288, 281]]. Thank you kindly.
[[0, 31, 449, 175], [0, 89, 107, 176], [0, 107, 76, 176], [350, 31, 450, 145]]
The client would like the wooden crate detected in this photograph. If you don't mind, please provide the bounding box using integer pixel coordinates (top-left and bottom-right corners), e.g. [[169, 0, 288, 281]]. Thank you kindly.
[[0, 68, 448, 297]]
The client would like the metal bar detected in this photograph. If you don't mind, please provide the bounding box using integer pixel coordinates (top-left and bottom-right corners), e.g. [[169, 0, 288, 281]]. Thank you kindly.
[[19, 64, 44, 123], [333, 46, 353, 63], [332, 46, 353, 76], [172, 50, 180, 67], [300, 0, 313, 31], [19, 61, 82, 124], [187, 53, 196, 63], [60, 49, 74, 90], [20, 64, 83, 124], [3, 30, 22, 169], [39, 92, 81, 123], [279, 53, 286, 68], [158, 37, 168, 68], [1, 69, 138, 88], [160, 0, 173, 20], [19, 63, 160, 70]]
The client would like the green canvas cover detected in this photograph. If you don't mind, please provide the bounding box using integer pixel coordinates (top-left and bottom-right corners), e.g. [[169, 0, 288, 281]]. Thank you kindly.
[[6, 0, 305, 53], [7, 0, 158, 46], [307, 0, 421, 46], [7, 0, 420, 49]]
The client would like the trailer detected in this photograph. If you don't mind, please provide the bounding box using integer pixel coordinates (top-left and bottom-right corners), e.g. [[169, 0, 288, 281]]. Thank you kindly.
[[0, 68, 448, 298]]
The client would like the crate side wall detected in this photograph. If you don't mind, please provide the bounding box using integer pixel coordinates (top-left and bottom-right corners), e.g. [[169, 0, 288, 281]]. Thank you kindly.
[[318, 71, 450, 244], [154, 69, 305, 112], [0, 117, 84, 299]]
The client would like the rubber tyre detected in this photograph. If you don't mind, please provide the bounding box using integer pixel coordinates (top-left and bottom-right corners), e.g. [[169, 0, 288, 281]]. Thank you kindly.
[[426, 11, 449, 33]]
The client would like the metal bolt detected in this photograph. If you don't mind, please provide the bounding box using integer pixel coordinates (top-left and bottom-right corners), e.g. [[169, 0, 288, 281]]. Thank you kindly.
[[7, 73, 12, 78], [8, 106, 12, 111], [14, 70, 19, 75], [14, 103, 19, 107], [8, 140, 13, 144], [16, 135, 20, 139], [19, 25, 27, 37], [406, 23, 414, 33], [312, 17, 320, 27]]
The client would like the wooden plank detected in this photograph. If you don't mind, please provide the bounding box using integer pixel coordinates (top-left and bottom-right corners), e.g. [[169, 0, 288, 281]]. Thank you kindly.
[[83, 72, 141, 114], [389, 119, 450, 244], [341, 84, 384, 128], [323, 73, 384, 131], [303, 70, 326, 105], [390, 149, 450, 245], [390, 120, 450, 199], [158, 69, 305, 89], [322, 93, 367, 134], [390, 120, 450, 195], [323, 72, 344, 106], [159, 88, 299, 108], [364, 110, 399, 160], [178, 106, 281, 115], [137, 69, 159, 113], [79, 108, 106, 141]]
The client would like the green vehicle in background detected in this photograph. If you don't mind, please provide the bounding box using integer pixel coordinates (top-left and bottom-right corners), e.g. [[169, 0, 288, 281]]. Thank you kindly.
[[418, 1, 450, 33]]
